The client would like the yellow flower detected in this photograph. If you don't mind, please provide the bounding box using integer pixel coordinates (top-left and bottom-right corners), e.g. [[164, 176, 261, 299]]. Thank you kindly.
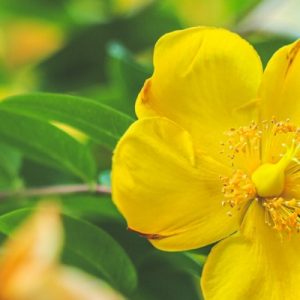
[[0, 203, 124, 300], [164, 0, 236, 27], [113, 0, 153, 15], [112, 27, 300, 299], [0, 19, 63, 69]]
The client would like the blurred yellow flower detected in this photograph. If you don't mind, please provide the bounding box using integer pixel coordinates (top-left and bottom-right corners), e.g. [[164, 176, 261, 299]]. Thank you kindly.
[[113, 0, 153, 15], [164, 0, 255, 27], [0, 19, 63, 69], [165, 0, 230, 26], [0, 19, 64, 102], [0, 203, 124, 300], [112, 27, 300, 299]]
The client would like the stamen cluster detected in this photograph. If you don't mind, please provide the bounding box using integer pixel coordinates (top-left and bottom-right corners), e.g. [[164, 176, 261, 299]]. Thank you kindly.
[[263, 197, 300, 234], [220, 170, 256, 213], [220, 118, 300, 235], [225, 121, 261, 155]]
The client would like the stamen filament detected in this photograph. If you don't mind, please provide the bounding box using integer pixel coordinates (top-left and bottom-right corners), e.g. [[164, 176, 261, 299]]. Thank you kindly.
[[221, 118, 300, 234]]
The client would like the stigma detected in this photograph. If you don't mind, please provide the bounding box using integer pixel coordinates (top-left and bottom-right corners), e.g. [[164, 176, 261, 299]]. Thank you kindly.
[[221, 118, 300, 234], [252, 140, 300, 197]]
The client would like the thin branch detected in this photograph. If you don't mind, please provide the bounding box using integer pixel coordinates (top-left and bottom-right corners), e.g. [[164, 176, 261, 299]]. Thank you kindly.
[[0, 184, 111, 200]]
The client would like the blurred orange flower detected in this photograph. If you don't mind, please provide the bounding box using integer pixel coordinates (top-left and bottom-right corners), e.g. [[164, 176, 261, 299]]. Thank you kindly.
[[0, 203, 124, 300], [0, 20, 63, 69]]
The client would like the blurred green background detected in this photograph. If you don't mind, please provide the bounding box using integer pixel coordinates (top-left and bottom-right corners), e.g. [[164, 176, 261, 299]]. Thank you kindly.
[[0, 0, 299, 299]]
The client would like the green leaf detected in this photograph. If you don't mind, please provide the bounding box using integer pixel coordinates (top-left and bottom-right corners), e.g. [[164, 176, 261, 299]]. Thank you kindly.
[[0, 143, 22, 189], [0, 93, 134, 150], [37, 4, 180, 91], [155, 252, 205, 278], [0, 0, 71, 24], [0, 208, 137, 295], [133, 253, 201, 300], [105, 42, 151, 117], [62, 215, 137, 294], [20, 159, 78, 187], [0, 109, 96, 182], [58, 195, 123, 221], [0, 208, 29, 235]]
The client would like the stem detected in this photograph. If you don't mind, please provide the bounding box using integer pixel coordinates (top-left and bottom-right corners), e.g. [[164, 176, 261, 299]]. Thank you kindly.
[[0, 184, 111, 200]]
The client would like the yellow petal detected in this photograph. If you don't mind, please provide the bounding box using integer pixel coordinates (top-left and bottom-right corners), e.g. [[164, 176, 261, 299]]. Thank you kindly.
[[259, 40, 300, 122], [112, 117, 240, 251], [202, 200, 300, 300], [0, 202, 63, 299], [136, 27, 263, 155]]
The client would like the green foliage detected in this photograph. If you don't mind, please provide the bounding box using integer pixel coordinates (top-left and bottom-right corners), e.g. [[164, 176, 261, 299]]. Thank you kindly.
[[59, 195, 122, 221], [0, 108, 96, 182], [105, 42, 152, 117], [62, 215, 137, 294], [0, 0, 296, 299], [0, 143, 21, 189], [0, 93, 134, 150]]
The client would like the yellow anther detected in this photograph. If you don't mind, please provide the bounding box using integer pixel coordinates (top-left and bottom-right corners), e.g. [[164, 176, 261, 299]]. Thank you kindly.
[[221, 118, 300, 234], [221, 170, 256, 210], [263, 197, 300, 234]]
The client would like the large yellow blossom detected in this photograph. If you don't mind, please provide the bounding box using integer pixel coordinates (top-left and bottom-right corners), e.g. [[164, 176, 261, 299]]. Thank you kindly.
[[0, 203, 123, 300], [112, 27, 300, 299]]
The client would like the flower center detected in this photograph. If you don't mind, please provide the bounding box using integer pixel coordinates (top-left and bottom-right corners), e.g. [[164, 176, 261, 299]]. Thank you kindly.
[[221, 118, 300, 234], [251, 140, 300, 197]]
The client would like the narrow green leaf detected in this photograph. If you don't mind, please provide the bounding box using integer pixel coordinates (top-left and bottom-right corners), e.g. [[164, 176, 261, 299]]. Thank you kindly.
[[0, 109, 96, 182], [57, 195, 123, 221], [134, 254, 201, 300], [0, 143, 22, 189], [0, 209, 29, 235], [0, 144, 21, 178], [0, 93, 134, 150], [62, 216, 137, 294]]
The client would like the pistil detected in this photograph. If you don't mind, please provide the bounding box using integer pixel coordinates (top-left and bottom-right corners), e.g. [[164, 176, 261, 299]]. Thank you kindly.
[[221, 118, 300, 234], [252, 140, 300, 197]]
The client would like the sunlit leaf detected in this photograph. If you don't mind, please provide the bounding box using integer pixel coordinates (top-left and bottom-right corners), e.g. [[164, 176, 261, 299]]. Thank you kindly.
[[0, 93, 134, 150], [0, 108, 96, 182]]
